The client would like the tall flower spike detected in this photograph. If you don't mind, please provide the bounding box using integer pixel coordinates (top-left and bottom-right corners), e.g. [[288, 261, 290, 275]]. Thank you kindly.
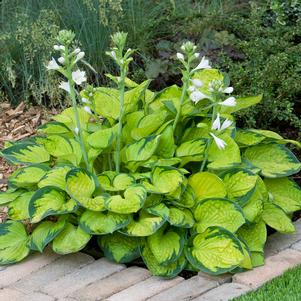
[[193, 56, 211, 72], [176, 52, 184, 60], [72, 70, 87, 85], [210, 133, 227, 150], [46, 58, 60, 70], [219, 97, 236, 107]]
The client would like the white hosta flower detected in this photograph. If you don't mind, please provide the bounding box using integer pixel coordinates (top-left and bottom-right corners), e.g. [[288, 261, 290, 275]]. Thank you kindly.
[[81, 97, 90, 104], [74, 127, 79, 135], [73, 48, 81, 54], [220, 119, 233, 131], [58, 57, 65, 64], [46, 58, 60, 70], [83, 106, 92, 114], [76, 51, 85, 61], [191, 79, 203, 88], [60, 45, 65, 50], [194, 52, 200, 58], [211, 113, 221, 130], [219, 96, 236, 107], [111, 50, 117, 60], [72, 70, 87, 85], [188, 85, 196, 92], [190, 90, 208, 104], [193, 56, 211, 72], [53, 45, 60, 51], [89, 92, 93, 97], [59, 81, 71, 93], [210, 133, 227, 150], [176, 52, 184, 60], [222, 87, 234, 94]]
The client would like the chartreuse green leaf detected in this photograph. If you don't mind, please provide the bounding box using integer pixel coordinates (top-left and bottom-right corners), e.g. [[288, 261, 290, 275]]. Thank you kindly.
[[38, 121, 70, 135], [145, 203, 170, 220], [221, 94, 262, 114], [0, 221, 30, 264], [189, 172, 226, 201], [172, 185, 196, 208], [52, 107, 91, 130], [122, 111, 144, 145], [105, 184, 147, 214], [80, 210, 132, 235], [262, 202, 295, 233], [250, 252, 264, 267], [29, 186, 77, 223], [1, 142, 50, 164], [156, 124, 176, 158], [208, 134, 241, 169], [193, 69, 224, 95], [141, 243, 186, 278], [237, 220, 267, 253], [52, 223, 91, 254], [147, 225, 185, 265], [38, 166, 72, 190], [30, 216, 67, 252], [242, 177, 267, 222], [194, 198, 245, 233], [222, 169, 257, 204], [237, 242, 253, 271], [88, 125, 116, 149], [98, 172, 136, 192], [144, 166, 184, 194], [264, 177, 301, 213], [235, 129, 266, 147], [185, 227, 245, 275], [168, 207, 195, 228], [243, 144, 301, 178], [176, 139, 206, 165], [98, 233, 141, 263], [0, 189, 24, 206], [121, 210, 165, 236], [8, 165, 49, 188], [8, 191, 34, 220]]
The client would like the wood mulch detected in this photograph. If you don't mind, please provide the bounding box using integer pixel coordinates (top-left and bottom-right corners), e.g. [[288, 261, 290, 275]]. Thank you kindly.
[[0, 102, 57, 222]]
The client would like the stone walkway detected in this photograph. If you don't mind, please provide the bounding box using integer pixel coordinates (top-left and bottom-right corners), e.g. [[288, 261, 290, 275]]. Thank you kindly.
[[1, 220, 301, 301]]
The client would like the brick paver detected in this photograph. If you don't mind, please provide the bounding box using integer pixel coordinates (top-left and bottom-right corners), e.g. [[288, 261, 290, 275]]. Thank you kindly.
[[0, 287, 54, 301]]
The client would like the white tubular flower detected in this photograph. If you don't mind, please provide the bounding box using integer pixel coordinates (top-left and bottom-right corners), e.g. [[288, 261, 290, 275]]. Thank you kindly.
[[219, 96, 236, 107], [74, 127, 79, 135], [176, 52, 184, 60], [81, 97, 90, 104], [53, 45, 60, 51], [193, 56, 211, 72], [76, 51, 85, 61], [222, 87, 234, 94], [210, 133, 227, 150], [220, 119, 233, 131], [188, 86, 196, 92], [194, 52, 200, 58], [58, 57, 65, 64], [60, 45, 65, 50], [111, 50, 117, 60], [73, 48, 81, 54], [59, 81, 71, 93], [72, 70, 87, 85], [190, 90, 208, 104], [46, 57, 60, 70], [211, 113, 221, 130], [191, 79, 203, 88], [83, 106, 92, 114]]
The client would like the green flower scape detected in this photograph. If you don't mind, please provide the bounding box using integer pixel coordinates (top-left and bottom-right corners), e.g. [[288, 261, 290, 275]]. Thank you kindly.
[[0, 30, 301, 278]]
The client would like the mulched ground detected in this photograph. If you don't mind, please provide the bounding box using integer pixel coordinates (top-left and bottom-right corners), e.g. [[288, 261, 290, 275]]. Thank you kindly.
[[0, 102, 57, 222]]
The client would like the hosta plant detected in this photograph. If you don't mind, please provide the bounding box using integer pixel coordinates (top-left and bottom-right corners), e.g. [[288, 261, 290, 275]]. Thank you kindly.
[[1, 30, 301, 278]]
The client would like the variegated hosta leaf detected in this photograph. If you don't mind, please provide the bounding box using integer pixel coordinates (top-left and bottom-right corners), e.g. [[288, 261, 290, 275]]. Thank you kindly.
[[98, 172, 135, 192], [1, 142, 50, 164], [185, 226, 245, 275], [141, 243, 186, 278], [194, 198, 245, 233], [156, 124, 176, 158], [147, 225, 185, 265], [29, 186, 78, 223], [52, 223, 91, 254], [38, 166, 72, 190], [175, 139, 206, 165], [188, 172, 226, 201], [237, 242, 253, 271], [66, 168, 96, 201], [264, 177, 301, 213], [222, 169, 257, 204], [250, 252, 264, 267], [78, 195, 107, 211], [79, 210, 132, 235], [242, 177, 267, 222], [8, 191, 35, 220], [208, 134, 241, 170], [38, 121, 70, 135], [105, 184, 147, 214], [144, 166, 184, 194], [168, 207, 195, 228], [0, 221, 30, 264], [0, 189, 25, 206], [262, 202, 295, 233], [145, 203, 170, 220], [30, 217, 67, 252], [237, 220, 267, 253], [243, 144, 301, 178], [221, 94, 262, 114], [8, 165, 50, 188], [235, 129, 266, 147], [98, 233, 141, 263], [120, 210, 165, 237], [88, 126, 116, 149], [122, 135, 160, 163], [172, 185, 195, 208]]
